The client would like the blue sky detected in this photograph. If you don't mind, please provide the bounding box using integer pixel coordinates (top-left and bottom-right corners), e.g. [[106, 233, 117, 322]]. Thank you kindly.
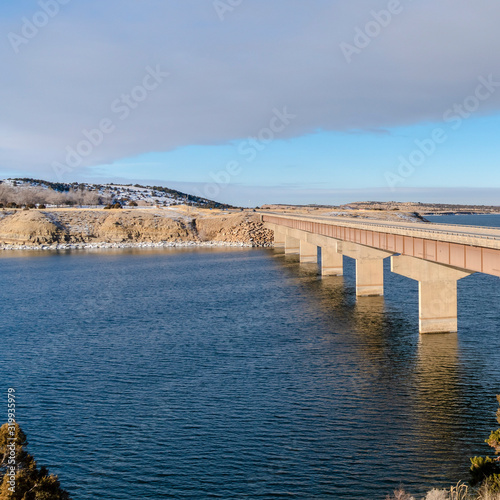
[[1, 1, 500, 206]]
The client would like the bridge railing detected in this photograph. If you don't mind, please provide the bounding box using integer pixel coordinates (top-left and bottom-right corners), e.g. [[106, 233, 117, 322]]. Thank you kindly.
[[261, 212, 500, 242]]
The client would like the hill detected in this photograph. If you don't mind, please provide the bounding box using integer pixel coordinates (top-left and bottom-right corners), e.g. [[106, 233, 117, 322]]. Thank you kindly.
[[0, 178, 233, 209]]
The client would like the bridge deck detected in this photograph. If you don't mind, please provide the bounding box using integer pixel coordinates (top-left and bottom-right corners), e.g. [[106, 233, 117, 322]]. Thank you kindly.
[[263, 212, 500, 248], [262, 212, 500, 277]]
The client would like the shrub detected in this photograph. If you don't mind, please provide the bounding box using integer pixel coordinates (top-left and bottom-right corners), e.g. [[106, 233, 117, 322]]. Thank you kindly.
[[385, 488, 415, 500], [487, 430, 500, 456], [128, 201, 138, 207], [481, 474, 500, 494], [470, 395, 500, 491], [425, 489, 449, 500], [0, 422, 71, 499], [471, 457, 498, 485], [449, 482, 471, 500]]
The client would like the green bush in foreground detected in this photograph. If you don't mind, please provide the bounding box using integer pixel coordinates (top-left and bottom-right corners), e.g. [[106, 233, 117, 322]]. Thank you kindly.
[[0, 423, 71, 499], [470, 395, 500, 493]]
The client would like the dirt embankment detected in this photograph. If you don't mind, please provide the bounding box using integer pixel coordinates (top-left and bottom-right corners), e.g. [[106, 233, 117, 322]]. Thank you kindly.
[[0, 209, 273, 248]]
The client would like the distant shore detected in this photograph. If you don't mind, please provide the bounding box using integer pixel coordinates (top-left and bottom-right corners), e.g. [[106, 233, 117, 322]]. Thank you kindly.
[[421, 211, 500, 216]]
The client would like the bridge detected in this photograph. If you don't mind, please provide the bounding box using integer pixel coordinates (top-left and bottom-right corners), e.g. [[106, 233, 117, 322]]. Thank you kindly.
[[262, 212, 500, 334]]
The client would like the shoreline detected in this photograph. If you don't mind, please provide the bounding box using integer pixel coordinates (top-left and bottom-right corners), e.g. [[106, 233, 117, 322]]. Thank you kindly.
[[0, 209, 274, 250], [0, 240, 274, 252], [422, 212, 500, 216]]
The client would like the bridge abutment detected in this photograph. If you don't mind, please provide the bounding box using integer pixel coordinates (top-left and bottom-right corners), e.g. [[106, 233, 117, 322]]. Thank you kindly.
[[391, 255, 472, 334]]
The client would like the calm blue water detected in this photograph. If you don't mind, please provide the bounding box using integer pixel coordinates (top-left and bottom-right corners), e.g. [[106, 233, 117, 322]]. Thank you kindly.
[[1, 215, 499, 499], [426, 213, 500, 227]]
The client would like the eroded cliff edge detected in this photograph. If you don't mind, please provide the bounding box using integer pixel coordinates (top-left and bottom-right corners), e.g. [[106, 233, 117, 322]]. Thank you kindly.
[[0, 209, 273, 249]]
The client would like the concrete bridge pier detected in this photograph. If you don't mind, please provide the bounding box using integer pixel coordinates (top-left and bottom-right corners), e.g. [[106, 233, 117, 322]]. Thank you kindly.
[[285, 235, 300, 255], [273, 226, 286, 249], [264, 223, 286, 249], [391, 255, 472, 334], [342, 243, 393, 296], [320, 247, 343, 276], [300, 240, 318, 263]]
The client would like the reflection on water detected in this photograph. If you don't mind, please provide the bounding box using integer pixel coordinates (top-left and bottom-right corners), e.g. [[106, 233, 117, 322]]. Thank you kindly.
[[417, 333, 459, 404], [0, 245, 252, 260], [414, 334, 461, 478], [270, 248, 499, 495]]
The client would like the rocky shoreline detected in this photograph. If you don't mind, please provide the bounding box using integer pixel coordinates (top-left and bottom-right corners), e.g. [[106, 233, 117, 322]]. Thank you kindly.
[[0, 208, 274, 251], [0, 240, 272, 252]]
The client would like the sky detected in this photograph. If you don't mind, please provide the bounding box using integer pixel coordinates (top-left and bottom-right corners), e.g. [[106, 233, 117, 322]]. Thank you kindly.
[[1, 0, 500, 206]]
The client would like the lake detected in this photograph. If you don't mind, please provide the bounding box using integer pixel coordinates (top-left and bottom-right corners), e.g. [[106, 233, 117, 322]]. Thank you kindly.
[[1, 215, 499, 499]]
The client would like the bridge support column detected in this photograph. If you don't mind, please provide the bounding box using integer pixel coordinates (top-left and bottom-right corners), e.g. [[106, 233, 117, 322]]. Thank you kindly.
[[300, 240, 317, 263], [391, 255, 472, 334], [273, 226, 286, 249], [321, 247, 343, 275], [356, 259, 385, 296], [342, 243, 393, 296], [285, 235, 300, 254]]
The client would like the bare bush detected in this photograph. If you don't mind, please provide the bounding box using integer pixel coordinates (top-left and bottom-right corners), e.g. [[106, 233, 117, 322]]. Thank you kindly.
[[386, 488, 415, 500], [0, 182, 112, 207], [447, 482, 471, 500], [0, 184, 15, 204], [425, 488, 450, 500], [477, 486, 500, 500], [82, 190, 100, 205]]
